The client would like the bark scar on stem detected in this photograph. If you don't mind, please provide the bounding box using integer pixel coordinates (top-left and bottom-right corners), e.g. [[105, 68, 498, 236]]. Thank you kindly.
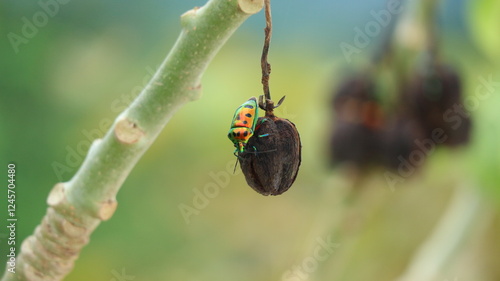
[[98, 199, 118, 221], [181, 7, 200, 28], [114, 118, 145, 144], [238, 0, 264, 14], [47, 183, 66, 207]]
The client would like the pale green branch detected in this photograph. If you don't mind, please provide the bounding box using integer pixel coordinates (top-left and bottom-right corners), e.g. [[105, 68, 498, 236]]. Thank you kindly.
[[2, 0, 263, 280], [395, 183, 488, 281]]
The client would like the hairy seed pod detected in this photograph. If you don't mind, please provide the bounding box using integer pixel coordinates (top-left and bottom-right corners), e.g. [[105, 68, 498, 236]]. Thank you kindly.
[[239, 116, 301, 196]]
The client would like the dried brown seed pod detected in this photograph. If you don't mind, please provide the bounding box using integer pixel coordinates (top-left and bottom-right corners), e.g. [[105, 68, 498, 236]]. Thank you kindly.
[[330, 121, 383, 168], [332, 73, 375, 112], [380, 115, 426, 171], [329, 74, 385, 168], [239, 115, 301, 196], [402, 63, 471, 146]]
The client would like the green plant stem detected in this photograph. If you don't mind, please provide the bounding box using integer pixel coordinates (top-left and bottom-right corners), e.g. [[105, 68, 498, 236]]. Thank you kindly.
[[393, 0, 440, 54], [420, 0, 440, 56], [1, 0, 263, 280], [395, 183, 487, 281]]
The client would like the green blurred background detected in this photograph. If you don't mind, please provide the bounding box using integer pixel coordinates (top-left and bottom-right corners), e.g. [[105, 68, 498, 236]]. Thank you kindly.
[[1, 0, 499, 280]]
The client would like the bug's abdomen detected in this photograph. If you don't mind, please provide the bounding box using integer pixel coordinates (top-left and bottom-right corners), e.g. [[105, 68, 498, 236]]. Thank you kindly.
[[228, 127, 254, 142]]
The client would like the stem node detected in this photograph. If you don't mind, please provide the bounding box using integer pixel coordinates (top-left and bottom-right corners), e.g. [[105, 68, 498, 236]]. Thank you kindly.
[[114, 118, 144, 145], [237, 0, 264, 14]]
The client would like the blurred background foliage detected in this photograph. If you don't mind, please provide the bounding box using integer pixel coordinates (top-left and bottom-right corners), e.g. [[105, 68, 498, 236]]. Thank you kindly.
[[0, 0, 499, 280]]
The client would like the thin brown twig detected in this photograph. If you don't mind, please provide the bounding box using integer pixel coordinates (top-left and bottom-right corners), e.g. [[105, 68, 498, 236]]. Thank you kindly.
[[422, 0, 440, 57], [261, 0, 272, 101]]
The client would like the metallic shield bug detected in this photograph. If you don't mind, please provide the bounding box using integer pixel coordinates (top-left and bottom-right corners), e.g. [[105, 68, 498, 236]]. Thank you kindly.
[[227, 97, 259, 154]]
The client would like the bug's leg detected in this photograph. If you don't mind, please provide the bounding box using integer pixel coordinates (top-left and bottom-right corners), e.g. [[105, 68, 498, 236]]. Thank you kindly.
[[256, 120, 270, 138], [232, 156, 239, 173], [251, 145, 277, 156], [232, 145, 245, 173], [260, 148, 277, 154]]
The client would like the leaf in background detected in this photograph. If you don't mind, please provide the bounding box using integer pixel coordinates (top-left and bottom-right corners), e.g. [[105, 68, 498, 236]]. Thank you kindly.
[[468, 0, 500, 62], [467, 75, 500, 201]]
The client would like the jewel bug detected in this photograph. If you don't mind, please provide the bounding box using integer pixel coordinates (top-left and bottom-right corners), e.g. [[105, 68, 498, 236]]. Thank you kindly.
[[228, 96, 301, 195], [227, 97, 259, 154]]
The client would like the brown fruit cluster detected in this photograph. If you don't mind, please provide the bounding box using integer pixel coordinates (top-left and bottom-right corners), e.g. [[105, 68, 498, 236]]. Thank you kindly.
[[329, 62, 471, 172], [402, 63, 471, 146], [329, 74, 386, 169]]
